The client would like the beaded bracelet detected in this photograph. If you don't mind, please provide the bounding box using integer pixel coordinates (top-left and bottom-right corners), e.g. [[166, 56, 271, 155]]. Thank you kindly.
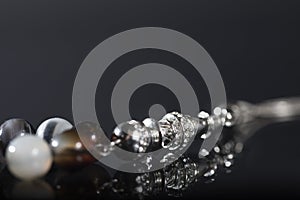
[[0, 97, 299, 180]]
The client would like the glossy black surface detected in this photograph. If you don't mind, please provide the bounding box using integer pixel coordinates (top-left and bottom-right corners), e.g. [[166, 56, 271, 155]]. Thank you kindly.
[[0, 0, 299, 199], [0, 119, 299, 199]]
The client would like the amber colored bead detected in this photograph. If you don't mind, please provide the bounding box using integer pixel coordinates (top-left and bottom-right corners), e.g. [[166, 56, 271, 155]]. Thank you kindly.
[[51, 128, 96, 169]]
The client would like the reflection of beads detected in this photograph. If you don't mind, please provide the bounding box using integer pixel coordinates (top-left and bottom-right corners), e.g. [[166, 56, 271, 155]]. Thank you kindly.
[[112, 156, 209, 197], [111, 129, 244, 198]]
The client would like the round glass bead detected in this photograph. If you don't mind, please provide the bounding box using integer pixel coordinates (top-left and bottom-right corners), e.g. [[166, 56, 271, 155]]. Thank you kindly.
[[36, 117, 73, 143], [0, 119, 33, 150], [111, 120, 151, 153]]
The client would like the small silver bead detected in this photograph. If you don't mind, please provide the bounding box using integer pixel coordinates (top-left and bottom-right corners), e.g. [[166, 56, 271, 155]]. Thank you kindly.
[[213, 107, 236, 127], [197, 111, 210, 139], [210, 107, 225, 128], [197, 111, 210, 120], [223, 108, 236, 127]]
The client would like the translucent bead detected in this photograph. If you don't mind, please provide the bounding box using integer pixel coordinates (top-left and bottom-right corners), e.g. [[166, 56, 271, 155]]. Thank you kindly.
[[180, 115, 198, 142], [111, 120, 151, 153], [50, 128, 96, 169], [36, 117, 73, 143], [6, 135, 53, 180], [76, 121, 113, 156], [142, 118, 161, 150], [158, 112, 183, 150], [0, 119, 33, 150]]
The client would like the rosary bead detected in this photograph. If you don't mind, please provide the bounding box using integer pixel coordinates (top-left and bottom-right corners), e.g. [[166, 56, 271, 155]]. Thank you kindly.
[[0, 119, 33, 150], [36, 117, 73, 143], [51, 128, 96, 169], [5, 135, 53, 180]]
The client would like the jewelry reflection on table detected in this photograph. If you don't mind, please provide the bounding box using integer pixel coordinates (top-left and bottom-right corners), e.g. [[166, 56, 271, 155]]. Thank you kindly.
[[0, 97, 300, 199], [107, 115, 300, 198]]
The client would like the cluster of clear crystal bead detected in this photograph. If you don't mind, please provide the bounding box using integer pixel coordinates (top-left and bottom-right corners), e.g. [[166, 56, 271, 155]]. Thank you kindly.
[[111, 108, 235, 153], [111, 121, 245, 198], [158, 112, 198, 150]]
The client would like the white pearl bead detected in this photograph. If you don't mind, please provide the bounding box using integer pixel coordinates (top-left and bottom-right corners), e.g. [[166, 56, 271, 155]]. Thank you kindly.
[[6, 135, 53, 180]]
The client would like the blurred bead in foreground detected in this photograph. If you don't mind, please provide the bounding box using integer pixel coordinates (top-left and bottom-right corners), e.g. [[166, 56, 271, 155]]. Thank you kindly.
[[5, 135, 53, 180]]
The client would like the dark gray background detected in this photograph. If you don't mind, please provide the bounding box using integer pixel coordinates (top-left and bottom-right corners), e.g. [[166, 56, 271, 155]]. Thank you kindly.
[[0, 0, 299, 198]]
